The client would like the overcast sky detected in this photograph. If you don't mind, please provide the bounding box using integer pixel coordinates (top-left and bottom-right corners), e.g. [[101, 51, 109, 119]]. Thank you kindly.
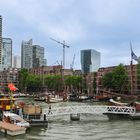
[[0, 0, 140, 69]]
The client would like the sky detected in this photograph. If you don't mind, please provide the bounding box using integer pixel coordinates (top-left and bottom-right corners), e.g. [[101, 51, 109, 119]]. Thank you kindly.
[[0, 0, 140, 69]]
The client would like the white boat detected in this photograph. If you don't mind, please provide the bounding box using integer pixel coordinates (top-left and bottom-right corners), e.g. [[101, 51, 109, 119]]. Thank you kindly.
[[3, 112, 30, 128], [46, 95, 63, 103], [109, 98, 128, 106], [49, 97, 63, 103]]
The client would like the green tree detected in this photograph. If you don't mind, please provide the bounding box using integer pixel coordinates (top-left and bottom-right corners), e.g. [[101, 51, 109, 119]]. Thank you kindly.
[[19, 69, 29, 92], [44, 75, 62, 92], [101, 64, 130, 93], [102, 72, 114, 90], [26, 74, 42, 92], [64, 75, 82, 93]]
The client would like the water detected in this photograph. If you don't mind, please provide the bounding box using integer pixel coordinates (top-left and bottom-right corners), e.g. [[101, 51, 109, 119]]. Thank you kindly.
[[1, 98, 140, 140]]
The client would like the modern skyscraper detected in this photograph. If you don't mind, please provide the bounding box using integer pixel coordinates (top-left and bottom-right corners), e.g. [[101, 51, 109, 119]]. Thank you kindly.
[[81, 49, 101, 73], [21, 39, 33, 68], [0, 38, 12, 70], [0, 15, 2, 65], [32, 45, 46, 67], [21, 39, 46, 69], [13, 55, 21, 68]]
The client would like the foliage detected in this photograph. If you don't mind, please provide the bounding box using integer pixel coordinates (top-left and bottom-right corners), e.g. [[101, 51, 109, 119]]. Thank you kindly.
[[18, 69, 29, 92], [64, 75, 82, 92], [101, 64, 130, 93], [26, 74, 42, 92], [44, 75, 62, 92]]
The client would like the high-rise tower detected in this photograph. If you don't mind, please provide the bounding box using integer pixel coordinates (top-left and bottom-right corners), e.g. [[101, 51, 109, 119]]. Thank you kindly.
[[0, 15, 2, 65], [2, 38, 12, 69], [21, 39, 33, 68], [81, 49, 101, 73], [21, 39, 46, 69]]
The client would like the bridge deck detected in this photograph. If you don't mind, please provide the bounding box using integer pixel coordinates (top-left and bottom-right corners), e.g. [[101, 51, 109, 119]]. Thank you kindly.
[[44, 105, 135, 117]]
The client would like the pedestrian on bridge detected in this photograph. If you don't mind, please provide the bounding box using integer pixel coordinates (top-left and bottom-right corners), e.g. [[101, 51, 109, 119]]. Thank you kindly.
[[48, 105, 52, 114]]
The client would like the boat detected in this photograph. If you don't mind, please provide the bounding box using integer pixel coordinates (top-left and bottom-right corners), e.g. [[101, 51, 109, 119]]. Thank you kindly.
[[46, 95, 63, 103], [0, 121, 26, 136], [0, 97, 16, 111], [104, 99, 140, 120], [95, 95, 111, 102], [22, 104, 48, 126], [3, 112, 30, 128], [108, 98, 128, 106], [49, 97, 63, 103]]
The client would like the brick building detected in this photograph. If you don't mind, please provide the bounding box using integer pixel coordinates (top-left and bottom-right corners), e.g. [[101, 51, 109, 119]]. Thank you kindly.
[[96, 64, 138, 94], [0, 68, 20, 93]]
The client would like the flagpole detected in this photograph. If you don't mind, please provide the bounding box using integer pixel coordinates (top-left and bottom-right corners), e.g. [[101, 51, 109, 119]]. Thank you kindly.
[[130, 41, 133, 94]]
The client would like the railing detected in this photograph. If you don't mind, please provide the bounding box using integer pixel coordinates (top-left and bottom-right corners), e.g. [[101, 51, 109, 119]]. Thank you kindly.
[[43, 105, 135, 117]]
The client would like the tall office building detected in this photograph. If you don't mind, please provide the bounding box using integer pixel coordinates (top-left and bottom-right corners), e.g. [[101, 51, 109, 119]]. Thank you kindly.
[[0, 15, 2, 65], [21, 39, 33, 68], [2, 38, 12, 68], [21, 39, 46, 69], [32, 45, 46, 67], [81, 49, 101, 73], [13, 55, 21, 68]]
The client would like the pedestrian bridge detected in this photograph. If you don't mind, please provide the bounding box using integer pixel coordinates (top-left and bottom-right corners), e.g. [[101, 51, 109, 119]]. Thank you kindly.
[[44, 105, 135, 117]]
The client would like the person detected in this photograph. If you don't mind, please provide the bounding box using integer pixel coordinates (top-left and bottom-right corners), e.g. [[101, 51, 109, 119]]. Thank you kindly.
[[48, 105, 52, 114]]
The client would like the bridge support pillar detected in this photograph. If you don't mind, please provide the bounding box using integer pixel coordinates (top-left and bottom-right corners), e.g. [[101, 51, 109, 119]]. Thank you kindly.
[[70, 113, 80, 121]]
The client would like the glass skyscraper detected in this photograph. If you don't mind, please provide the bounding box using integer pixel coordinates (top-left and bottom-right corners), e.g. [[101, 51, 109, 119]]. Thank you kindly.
[[32, 45, 46, 68], [81, 49, 101, 73], [21, 39, 46, 69], [21, 39, 33, 68], [0, 38, 12, 70]]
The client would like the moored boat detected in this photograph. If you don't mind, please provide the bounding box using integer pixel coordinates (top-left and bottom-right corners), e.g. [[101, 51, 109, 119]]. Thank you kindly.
[[0, 121, 26, 136], [46, 95, 63, 103], [105, 99, 140, 120], [3, 112, 30, 128], [22, 104, 48, 126]]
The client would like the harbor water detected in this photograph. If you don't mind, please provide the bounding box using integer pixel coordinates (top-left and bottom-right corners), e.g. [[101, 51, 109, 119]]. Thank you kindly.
[[0, 97, 140, 140]]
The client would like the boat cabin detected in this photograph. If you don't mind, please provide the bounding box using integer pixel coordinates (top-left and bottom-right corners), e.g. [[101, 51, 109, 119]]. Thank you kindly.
[[0, 98, 16, 111]]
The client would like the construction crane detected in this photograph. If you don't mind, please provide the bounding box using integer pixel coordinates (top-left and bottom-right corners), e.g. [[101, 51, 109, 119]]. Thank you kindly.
[[70, 54, 75, 70], [50, 37, 70, 68]]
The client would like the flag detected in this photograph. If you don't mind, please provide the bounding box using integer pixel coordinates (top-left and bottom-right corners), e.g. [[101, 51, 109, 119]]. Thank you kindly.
[[130, 42, 138, 61], [8, 83, 17, 91]]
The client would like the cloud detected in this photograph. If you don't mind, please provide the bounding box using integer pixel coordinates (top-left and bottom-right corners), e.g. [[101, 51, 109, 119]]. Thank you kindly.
[[1, 0, 140, 69]]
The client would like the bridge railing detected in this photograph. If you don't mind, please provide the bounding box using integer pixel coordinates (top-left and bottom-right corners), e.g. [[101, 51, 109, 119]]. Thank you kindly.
[[43, 105, 135, 117]]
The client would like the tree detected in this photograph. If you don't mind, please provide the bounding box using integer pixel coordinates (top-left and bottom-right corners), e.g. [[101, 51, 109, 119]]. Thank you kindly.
[[101, 64, 130, 93], [26, 74, 42, 92], [18, 69, 29, 92], [64, 75, 82, 93], [102, 72, 114, 90], [44, 75, 62, 92]]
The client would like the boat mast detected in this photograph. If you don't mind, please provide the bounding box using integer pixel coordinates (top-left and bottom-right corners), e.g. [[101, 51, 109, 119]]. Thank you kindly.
[[130, 41, 133, 94]]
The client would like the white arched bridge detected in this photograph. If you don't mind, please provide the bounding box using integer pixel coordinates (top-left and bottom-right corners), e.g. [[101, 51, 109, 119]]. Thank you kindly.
[[44, 105, 135, 118]]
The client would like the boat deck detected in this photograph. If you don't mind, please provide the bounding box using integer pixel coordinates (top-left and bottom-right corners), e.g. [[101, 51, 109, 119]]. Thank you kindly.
[[0, 121, 26, 136]]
